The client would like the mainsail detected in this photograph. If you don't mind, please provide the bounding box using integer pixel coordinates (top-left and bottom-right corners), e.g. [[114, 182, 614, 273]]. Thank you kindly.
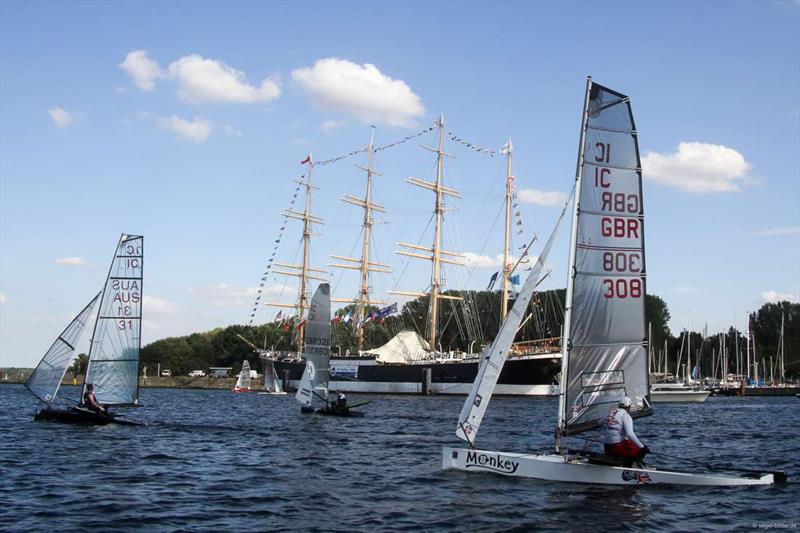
[[235, 361, 252, 391], [83, 234, 143, 407], [295, 283, 331, 407], [558, 79, 650, 439], [25, 293, 101, 404], [455, 194, 572, 444]]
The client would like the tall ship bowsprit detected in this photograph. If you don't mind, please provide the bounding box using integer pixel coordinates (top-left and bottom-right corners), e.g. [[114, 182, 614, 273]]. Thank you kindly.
[[248, 119, 562, 396]]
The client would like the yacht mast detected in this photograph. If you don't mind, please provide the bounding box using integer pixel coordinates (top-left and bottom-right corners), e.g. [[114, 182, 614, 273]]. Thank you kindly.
[[330, 129, 391, 352], [389, 115, 464, 351], [501, 140, 513, 320], [270, 157, 327, 353]]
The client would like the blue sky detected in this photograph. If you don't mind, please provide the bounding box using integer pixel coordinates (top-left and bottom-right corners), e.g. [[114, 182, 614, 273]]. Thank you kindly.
[[1, 1, 798, 367]]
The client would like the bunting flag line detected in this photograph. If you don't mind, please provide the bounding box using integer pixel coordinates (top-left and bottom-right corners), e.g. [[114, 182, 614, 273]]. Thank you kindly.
[[447, 132, 496, 157], [311, 123, 438, 168], [247, 181, 304, 326]]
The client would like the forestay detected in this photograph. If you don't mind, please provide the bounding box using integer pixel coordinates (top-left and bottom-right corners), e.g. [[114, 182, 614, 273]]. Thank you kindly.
[[455, 196, 572, 444], [26, 293, 101, 404], [559, 80, 650, 437], [295, 283, 331, 407], [83, 234, 143, 407]]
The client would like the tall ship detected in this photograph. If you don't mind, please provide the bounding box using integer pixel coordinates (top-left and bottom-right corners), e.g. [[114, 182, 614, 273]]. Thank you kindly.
[[248, 118, 562, 395]]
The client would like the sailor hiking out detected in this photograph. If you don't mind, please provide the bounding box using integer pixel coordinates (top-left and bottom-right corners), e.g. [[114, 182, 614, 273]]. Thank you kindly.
[[601, 397, 650, 466]]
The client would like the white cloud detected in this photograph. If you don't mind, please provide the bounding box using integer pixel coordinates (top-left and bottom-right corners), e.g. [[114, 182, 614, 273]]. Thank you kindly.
[[463, 253, 507, 269], [187, 283, 298, 308], [754, 226, 800, 237], [518, 189, 568, 206], [0, 292, 6, 304], [762, 291, 799, 304], [158, 115, 213, 143], [292, 58, 425, 127], [143, 295, 178, 314], [320, 119, 347, 133], [167, 54, 280, 104], [54, 256, 87, 266], [642, 142, 753, 193], [223, 124, 243, 137], [48, 107, 75, 128], [119, 50, 162, 91]]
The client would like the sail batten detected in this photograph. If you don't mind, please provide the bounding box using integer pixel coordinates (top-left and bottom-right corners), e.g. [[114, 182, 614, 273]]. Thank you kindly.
[[26, 293, 101, 404], [83, 234, 143, 407], [558, 80, 650, 442]]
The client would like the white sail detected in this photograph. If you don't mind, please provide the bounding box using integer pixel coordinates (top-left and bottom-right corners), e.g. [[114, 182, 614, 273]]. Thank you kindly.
[[83, 234, 143, 407], [455, 196, 572, 444], [558, 80, 650, 438], [25, 293, 101, 404], [235, 360, 251, 391], [295, 283, 331, 407], [264, 362, 283, 393]]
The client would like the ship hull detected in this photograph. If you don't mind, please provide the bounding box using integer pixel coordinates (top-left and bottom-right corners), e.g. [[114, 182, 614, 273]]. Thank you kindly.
[[274, 354, 560, 396]]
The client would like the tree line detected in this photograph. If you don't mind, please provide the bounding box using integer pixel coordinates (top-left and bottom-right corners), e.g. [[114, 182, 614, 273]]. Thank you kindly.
[[132, 290, 798, 379]]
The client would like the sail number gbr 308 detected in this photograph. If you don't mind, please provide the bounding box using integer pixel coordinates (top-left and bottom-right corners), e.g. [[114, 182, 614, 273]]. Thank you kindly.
[[592, 141, 642, 300]]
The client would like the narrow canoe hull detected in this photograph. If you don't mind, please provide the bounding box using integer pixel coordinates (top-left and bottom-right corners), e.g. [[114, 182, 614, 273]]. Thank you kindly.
[[34, 406, 144, 426], [650, 390, 710, 403], [300, 406, 365, 417], [442, 447, 774, 486]]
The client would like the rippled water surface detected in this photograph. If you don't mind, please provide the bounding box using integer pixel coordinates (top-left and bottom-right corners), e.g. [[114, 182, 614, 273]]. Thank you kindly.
[[1, 385, 798, 531]]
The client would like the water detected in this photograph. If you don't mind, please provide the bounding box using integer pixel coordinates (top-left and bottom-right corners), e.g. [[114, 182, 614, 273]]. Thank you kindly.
[[1, 385, 798, 531]]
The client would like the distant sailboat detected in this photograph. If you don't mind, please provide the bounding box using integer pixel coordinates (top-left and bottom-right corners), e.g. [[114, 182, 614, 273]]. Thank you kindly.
[[296, 283, 367, 416], [28, 234, 145, 426], [442, 78, 780, 486], [233, 361, 252, 392], [259, 361, 286, 395]]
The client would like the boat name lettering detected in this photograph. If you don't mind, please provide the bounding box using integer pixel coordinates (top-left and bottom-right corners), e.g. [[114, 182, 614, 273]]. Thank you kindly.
[[602, 278, 642, 299], [595, 142, 611, 164], [465, 451, 519, 474], [112, 291, 140, 304], [602, 252, 641, 273], [112, 280, 140, 291], [594, 167, 611, 188], [601, 192, 639, 214], [621, 470, 652, 484], [124, 244, 142, 255], [306, 337, 329, 345], [306, 346, 329, 356], [601, 217, 639, 239]]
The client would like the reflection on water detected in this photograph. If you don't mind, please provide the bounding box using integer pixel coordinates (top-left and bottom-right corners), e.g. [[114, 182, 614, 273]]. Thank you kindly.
[[0, 385, 796, 531]]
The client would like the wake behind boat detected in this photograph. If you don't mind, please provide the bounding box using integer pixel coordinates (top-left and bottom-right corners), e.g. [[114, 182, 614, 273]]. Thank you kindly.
[[441, 79, 782, 486], [26, 234, 146, 427]]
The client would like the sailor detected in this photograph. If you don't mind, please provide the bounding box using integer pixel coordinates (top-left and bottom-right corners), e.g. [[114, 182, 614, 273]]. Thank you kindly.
[[601, 397, 649, 465], [83, 383, 106, 414], [336, 391, 347, 408]]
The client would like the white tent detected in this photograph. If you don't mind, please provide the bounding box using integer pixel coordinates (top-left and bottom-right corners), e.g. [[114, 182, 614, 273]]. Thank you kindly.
[[369, 330, 431, 363]]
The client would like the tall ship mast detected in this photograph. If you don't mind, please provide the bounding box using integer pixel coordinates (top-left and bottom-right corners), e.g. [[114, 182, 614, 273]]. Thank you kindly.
[[269, 158, 327, 353], [501, 140, 513, 320], [330, 129, 392, 353], [388, 115, 464, 351]]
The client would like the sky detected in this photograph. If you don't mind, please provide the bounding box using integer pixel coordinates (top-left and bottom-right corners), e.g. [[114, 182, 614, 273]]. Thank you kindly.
[[1, 1, 798, 367]]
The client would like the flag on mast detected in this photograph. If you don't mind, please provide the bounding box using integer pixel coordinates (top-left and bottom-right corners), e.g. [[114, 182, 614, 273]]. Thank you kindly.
[[300, 155, 312, 165]]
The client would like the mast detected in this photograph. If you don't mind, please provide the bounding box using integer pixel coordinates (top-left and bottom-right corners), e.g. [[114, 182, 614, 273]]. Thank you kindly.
[[330, 128, 391, 352], [780, 312, 785, 384], [746, 312, 751, 381], [501, 140, 513, 320], [389, 115, 464, 351], [270, 158, 327, 354], [556, 76, 592, 451]]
